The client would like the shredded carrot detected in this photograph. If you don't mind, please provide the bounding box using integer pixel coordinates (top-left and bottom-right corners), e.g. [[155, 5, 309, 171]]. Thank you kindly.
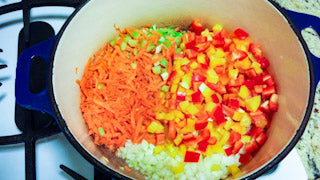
[[78, 26, 176, 151]]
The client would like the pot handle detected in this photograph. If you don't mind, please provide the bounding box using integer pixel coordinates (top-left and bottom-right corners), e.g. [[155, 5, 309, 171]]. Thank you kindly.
[[284, 9, 320, 85], [15, 37, 56, 119]]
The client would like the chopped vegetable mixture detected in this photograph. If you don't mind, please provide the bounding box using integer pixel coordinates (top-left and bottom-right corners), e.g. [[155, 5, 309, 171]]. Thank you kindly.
[[78, 20, 278, 179]]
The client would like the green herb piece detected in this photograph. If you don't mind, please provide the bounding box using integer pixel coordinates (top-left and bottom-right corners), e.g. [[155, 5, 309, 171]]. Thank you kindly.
[[128, 39, 137, 47], [131, 31, 140, 39], [123, 35, 132, 43], [175, 48, 182, 54], [139, 39, 147, 48], [154, 62, 160, 66], [98, 127, 105, 136], [131, 62, 137, 69], [146, 44, 156, 52], [155, 45, 162, 54], [120, 42, 127, 51], [109, 40, 116, 47], [164, 39, 173, 48], [161, 85, 170, 92], [161, 68, 167, 74], [158, 36, 166, 44], [98, 84, 104, 89], [161, 72, 169, 80], [152, 65, 162, 74], [133, 48, 138, 56], [160, 58, 168, 68]]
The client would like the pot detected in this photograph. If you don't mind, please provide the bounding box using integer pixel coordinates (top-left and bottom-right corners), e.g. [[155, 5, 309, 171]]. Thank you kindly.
[[15, 0, 320, 179]]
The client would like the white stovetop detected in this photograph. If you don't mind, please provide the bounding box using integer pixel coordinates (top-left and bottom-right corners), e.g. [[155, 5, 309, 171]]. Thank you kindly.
[[0, 1, 308, 179]]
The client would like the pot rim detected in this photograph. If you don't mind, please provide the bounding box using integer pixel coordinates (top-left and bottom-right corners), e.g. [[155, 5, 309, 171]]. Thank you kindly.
[[48, 0, 315, 179]]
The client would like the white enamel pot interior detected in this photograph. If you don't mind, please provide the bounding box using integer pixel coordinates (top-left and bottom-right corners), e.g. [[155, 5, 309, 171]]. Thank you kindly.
[[50, 0, 313, 179]]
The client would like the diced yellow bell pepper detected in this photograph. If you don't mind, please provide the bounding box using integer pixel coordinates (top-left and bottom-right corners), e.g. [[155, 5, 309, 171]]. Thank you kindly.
[[172, 93, 177, 100], [179, 101, 190, 113], [201, 28, 213, 41], [181, 57, 190, 65], [227, 165, 242, 179], [251, 61, 263, 74], [235, 57, 251, 70], [170, 84, 179, 93], [241, 135, 251, 143], [232, 112, 244, 121], [173, 110, 185, 119], [212, 24, 223, 31], [199, 83, 214, 97], [154, 145, 164, 154], [229, 69, 239, 80], [219, 131, 230, 146], [231, 122, 247, 135], [205, 102, 217, 112], [215, 48, 226, 58], [210, 143, 225, 154], [207, 69, 219, 84], [224, 118, 234, 131], [187, 118, 196, 131], [164, 112, 175, 121], [187, 104, 199, 115], [159, 92, 165, 98], [246, 95, 261, 112], [174, 135, 183, 146], [147, 121, 164, 133], [240, 113, 251, 127], [177, 86, 186, 93], [173, 162, 185, 174], [210, 56, 226, 68], [178, 144, 187, 157], [197, 53, 206, 64], [206, 46, 216, 57], [238, 85, 250, 99], [180, 74, 192, 89], [190, 61, 199, 69], [211, 164, 221, 171], [156, 112, 166, 120]]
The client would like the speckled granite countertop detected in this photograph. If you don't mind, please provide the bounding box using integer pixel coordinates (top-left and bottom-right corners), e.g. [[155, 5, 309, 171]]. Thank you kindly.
[[273, 0, 320, 179]]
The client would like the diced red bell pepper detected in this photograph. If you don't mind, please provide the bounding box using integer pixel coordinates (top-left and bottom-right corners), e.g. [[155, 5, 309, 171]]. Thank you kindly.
[[195, 35, 207, 44], [231, 49, 248, 61], [213, 106, 227, 125], [250, 111, 268, 129], [185, 49, 198, 59], [181, 65, 190, 73], [224, 147, 233, 156], [196, 42, 211, 53], [211, 94, 220, 103], [245, 68, 257, 79], [269, 94, 279, 112], [214, 65, 225, 74], [183, 133, 194, 141], [234, 28, 249, 40], [195, 121, 208, 130], [222, 104, 235, 118], [243, 80, 255, 89], [254, 85, 263, 93], [228, 74, 245, 87], [184, 151, 201, 162], [200, 63, 209, 70], [253, 75, 264, 85], [167, 71, 177, 82], [207, 137, 218, 145], [262, 73, 275, 86], [185, 32, 196, 43], [191, 20, 203, 35], [249, 43, 262, 59], [192, 75, 206, 82], [192, 81, 202, 91], [227, 87, 240, 94], [229, 98, 240, 109], [212, 37, 225, 48], [185, 40, 196, 49], [245, 141, 259, 154], [248, 126, 264, 138], [220, 30, 229, 38], [257, 57, 270, 69], [177, 91, 186, 102], [223, 38, 233, 50], [183, 137, 198, 146], [198, 129, 211, 142], [191, 91, 202, 103], [239, 153, 251, 164], [155, 133, 166, 145], [198, 141, 209, 152], [228, 131, 241, 145], [256, 133, 268, 146], [174, 53, 184, 59], [260, 100, 270, 113], [207, 83, 227, 94], [262, 86, 276, 98], [233, 140, 244, 154]]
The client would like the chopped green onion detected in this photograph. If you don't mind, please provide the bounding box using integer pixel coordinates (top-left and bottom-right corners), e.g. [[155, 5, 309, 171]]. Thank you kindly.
[[175, 48, 182, 54], [128, 39, 137, 47], [120, 42, 127, 51], [158, 36, 166, 44], [161, 71, 169, 80], [131, 30, 140, 39], [160, 58, 168, 68], [169, 26, 174, 29], [154, 62, 160, 66], [164, 40, 173, 48], [161, 85, 170, 92], [173, 32, 182, 37], [155, 45, 162, 54], [161, 68, 167, 74], [152, 65, 162, 74], [152, 24, 157, 30], [109, 40, 116, 47], [123, 35, 131, 43], [175, 37, 181, 46], [98, 127, 105, 136], [133, 48, 138, 56], [139, 39, 147, 48], [146, 44, 156, 52], [98, 84, 104, 89], [131, 62, 137, 69]]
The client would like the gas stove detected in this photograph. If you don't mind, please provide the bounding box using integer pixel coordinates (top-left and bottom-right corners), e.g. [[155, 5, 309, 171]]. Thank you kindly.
[[0, 0, 309, 179]]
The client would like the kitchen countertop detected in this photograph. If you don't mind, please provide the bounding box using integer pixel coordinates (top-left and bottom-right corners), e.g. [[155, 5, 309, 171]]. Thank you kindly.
[[273, 0, 320, 179]]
